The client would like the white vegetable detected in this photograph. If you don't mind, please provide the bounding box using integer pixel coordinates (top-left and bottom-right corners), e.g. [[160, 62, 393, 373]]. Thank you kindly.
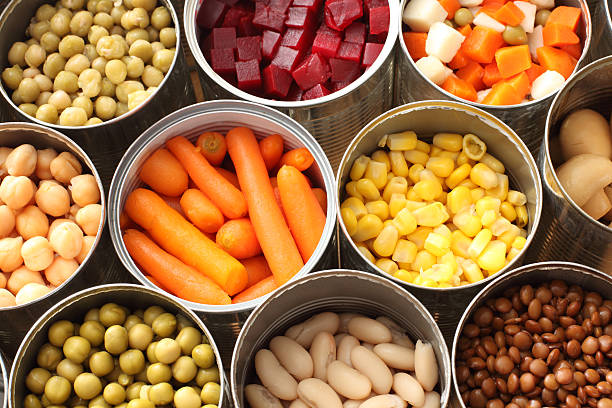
[[468, 6, 481, 15], [425, 22, 466, 63], [528, 25, 544, 62], [402, 0, 448, 32], [415, 56, 453, 85], [476, 88, 492, 103], [531, 70, 565, 99], [458, 0, 483, 7], [529, 0, 554, 10], [514, 1, 537, 33], [473, 12, 506, 32]]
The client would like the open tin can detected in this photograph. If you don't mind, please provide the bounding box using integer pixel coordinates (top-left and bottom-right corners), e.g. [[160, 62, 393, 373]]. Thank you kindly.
[[1, 352, 7, 408], [588, 0, 612, 59]]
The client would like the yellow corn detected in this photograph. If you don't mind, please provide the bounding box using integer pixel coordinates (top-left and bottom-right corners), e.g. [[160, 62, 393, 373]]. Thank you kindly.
[[356, 244, 376, 263], [345, 181, 363, 200], [414, 274, 434, 286], [413, 202, 450, 227], [452, 209, 482, 237], [519, 228, 527, 238], [389, 193, 408, 217], [350, 155, 370, 181], [364, 160, 387, 189], [393, 269, 418, 283], [375, 258, 398, 275], [424, 232, 450, 256], [512, 236, 526, 250], [371, 150, 391, 172], [433, 224, 452, 239], [422, 263, 453, 282], [430, 146, 442, 157], [365, 238, 376, 252], [389, 151, 409, 177], [392, 208, 417, 236], [475, 197, 501, 217], [415, 140, 431, 154], [439, 251, 458, 274], [413, 179, 443, 201], [477, 240, 507, 272], [366, 200, 389, 221], [480, 153, 505, 173], [433, 132, 463, 152], [387, 172, 395, 182], [377, 134, 388, 147], [426, 156, 455, 178], [419, 168, 443, 184], [406, 188, 420, 201], [438, 282, 454, 288], [412, 250, 436, 272], [356, 178, 380, 201], [437, 150, 460, 162], [392, 239, 418, 263], [407, 227, 433, 250], [352, 214, 384, 242], [405, 200, 427, 211], [498, 225, 520, 247], [462, 133, 487, 160], [447, 186, 472, 215], [507, 247, 521, 262], [486, 173, 509, 201], [438, 191, 448, 204], [408, 164, 425, 184], [470, 163, 498, 190], [341, 208, 358, 236], [471, 188, 486, 202], [387, 131, 417, 151], [490, 216, 513, 236], [515, 205, 528, 228], [446, 163, 472, 190], [481, 209, 497, 228], [500, 202, 517, 222], [373, 225, 399, 257], [456, 151, 475, 167], [460, 258, 484, 283], [468, 228, 493, 259], [382, 177, 408, 202], [383, 219, 394, 228], [451, 230, 472, 258], [341, 197, 367, 219], [507, 190, 527, 206], [458, 179, 479, 189], [404, 150, 429, 166]]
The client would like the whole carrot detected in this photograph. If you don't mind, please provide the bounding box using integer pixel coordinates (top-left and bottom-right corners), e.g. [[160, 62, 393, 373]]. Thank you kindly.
[[125, 188, 248, 295], [196, 131, 227, 166], [166, 136, 247, 219], [226, 127, 304, 285], [259, 133, 284, 171], [145, 275, 168, 291], [180, 189, 225, 233], [278, 147, 315, 171], [214, 167, 241, 190], [277, 165, 327, 262], [123, 229, 231, 304], [139, 148, 189, 197], [216, 218, 261, 259], [242, 256, 273, 287], [311, 188, 327, 213], [232, 276, 277, 303]]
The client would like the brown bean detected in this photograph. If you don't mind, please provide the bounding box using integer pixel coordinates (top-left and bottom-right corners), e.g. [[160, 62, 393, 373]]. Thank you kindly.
[[494, 356, 514, 375], [535, 287, 552, 304], [527, 299, 541, 320], [547, 348, 560, 367], [495, 298, 512, 313], [567, 325, 587, 341], [469, 389, 487, 408], [519, 373, 536, 393], [585, 369, 600, 384], [567, 300, 582, 317], [532, 343, 549, 359], [481, 377, 497, 398], [508, 346, 521, 364], [599, 335, 612, 352], [513, 331, 532, 350], [556, 368, 574, 385], [582, 336, 599, 354], [597, 381, 612, 395], [474, 306, 494, 327], [585, 385, 601, 398], [567, 339, 582, 358], [468, 357, 486, 370], [528, 359, 547, 377], [550, 280, 567, 297], [524, 320, 542, 333], [520, 285, 534, 306], [507, 373, 519, 394], [544, 373, 559, 390]]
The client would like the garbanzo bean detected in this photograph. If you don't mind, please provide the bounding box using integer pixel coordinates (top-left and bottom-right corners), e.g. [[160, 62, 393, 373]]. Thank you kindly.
[[36, 148, 58, 180], [16, 205, 50, 240], [115, 80, 143, 103], [173, 387, 200, 408], [17, 78, 41, 103], [49, 220, 84, 258], [88, 24, 109, 45], [150, 7, 170, 30], [48, 90, 71, 111], [115, 101, 128, 117], [127, 89, 148, 110], [94, 12, 114, 29], [40, 32, 61, 54], [158, 27, 175, 48], [110, 25, 126, 36], [25, 44, 47, 68], [72, 95, 93, 117], [59, 106, 88, 126], [6, 143, 37, 176], [37, 4, 58, 21], [21, 236, 55, 271], [96, 35, 124, 59], [0, 176, 35, 210], [125, 28, 148, 46], [19, 103, 39, 116], [23, 394, 41, 408], [65, 54, 90, 75], [53, 70, 79, 93], [23, 67, 41, 79], [50, 151, 82, 183], [29, 21, 51, 42], [83, 43, 98, 61], [99, 77, 115, 96], [132, 0, 156, 11], [123, 56, 144, 78], [96, 0, 112, 13], [33, 74, 53, 92], [36, 91, 52, 105], [146, 26, 158, 42], [94, 95, 116, 119], [141, 65, 162, 87], [105, 59, 127, 84], [151, 48, 172, 73], [84, 117, 102, 125], [44, 256, 79, 286], [8, 42, 28, 66], [78, 68, 102, 97], [0, 205, 15, 238], [43, 53, 67, 79], [50, 12, 71, 37], [35, 180, 71, 217], [110, 6, 126, 25], [2, 65, 23, 90], [128, 39, 152, 62]]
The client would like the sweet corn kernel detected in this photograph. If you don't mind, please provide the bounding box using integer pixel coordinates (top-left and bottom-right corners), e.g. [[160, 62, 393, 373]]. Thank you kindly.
[[352, 214, 384, 242], [477, 240, 506, 272], [462, 133, 487, 160], [382, 177, 408, 202], [419, 169, 443, 185], [365, 238, 376, 252], [433, 132, 463, 152], [498, 225, 520, 247], [341, 207, 358, 236], [386, 151, 408, 178], [393, 269, 418, 283], [373, 225, 399, 257], [437, 150, 460, 162], [439, 251, 458, 274], [413, 202, 450, 227], [424, 232, 450, 256], [452, 209, 482, 237], [515, 205, 528, 228], [406, 189, 420, 201], [350, 155, 370, 181], [471, 188, 486, 202], [460, 258, 484, 283], [475, 197, 501, 217], [486, 173, 509, 201], [392, 208, 417, 236], [413, 179, 443, 201], [366, 200, 390, 221], [507, 190, 527, 206], [433, 224, 452, 239], [345, 181, 364, 200], [490, 216, 513, 236], [422, 263, 453, 282], [392, 239, 418, 263], [426, 156, 455, 178], [408, 163, 425, 184], [500, 201, 517, 222], [420, 278, 438, 287], [371, 150, 391, 172], [415, 140, 431, 153], [446, 163, 472, 190], [387, 172, 395, 182], [341, 197, 367, 219], [377, 134, 388, 147], [389, 193, 408, 217], [481, 209, 497, 228], [438, 282, 453, 288], [383, 219, 394, 228], [438, 191, 448, 204], [468, 228, 493, 259], [519, 228, 527, 238], [375, 258, 398, 275], [356, 244, 376, 263], [356, 178, 381, 201], [451, 230, 472, 258], [447, 186, 472, 215], [458, 179, 479, 189], [412, 250, 436, 272], [364, 160, 387, 190], [507, 247, 521, 262], [470, 163, 498, 190], [480, 153, 505, 173], [512, 236, 526, 250], [430, 146, 442, 156], [456, 151, 475, 167], [404, 150, 429, 166], [387, 131, 418, 151], [407, 227, 433, 250], [405, 200, 427, 211]]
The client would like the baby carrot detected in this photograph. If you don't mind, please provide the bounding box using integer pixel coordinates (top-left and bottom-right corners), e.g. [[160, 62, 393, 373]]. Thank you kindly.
[[139, 148, 189, 197], [145, 275, 168, 291], [166, 136, 247, 219], [162, 195, 185, 216], [273, 186, 288, 223], [311, 187, 327, 213], [232, 276, 278, 303], [123, 229, 231, 305], [259, 133, 284, 171], [216, 218, 262, 259], [226, 127, 304, 285], [242, 255, 273, 287], [180, 189, 225, 233], [214, 167, 241, 190], [125, 188, 248, 295], [197, 131, 227, 166], [278, 147, 315, 171]]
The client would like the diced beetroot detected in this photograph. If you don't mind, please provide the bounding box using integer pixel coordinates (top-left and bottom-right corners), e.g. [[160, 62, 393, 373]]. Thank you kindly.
[[253, 2, 286, 32], [286, 84, 303, 100], [337, 41, 362, 61], [197, 0, 228, 29], [344, 22, 366, 44], [369, 6, 389, 35], [199, 32, 212, 59], [221, 7, 250, 27], [236, 36, 262, 61], [281, 28, 312, 51], [330, 80, 351, 91], [285, 7, 315, 29], [317, 23, 338, 35], [292, 53, 331, 90], [312, 30, 341, 58], [302, 83, 330, 100], [292, 0, 323, 11], [364, 0, 386, 14], [262, 30, 281, 59], [263, 64, 293, 97], [361, 42, 383, 68], [271, 46, 303, 71], [237, 15, 259, 36], [324, 0, 363, 31], [329, 58, 360, 82], [210, 48, 236, 74], [270, 0, 292, 13], [367, 32, 387, 43], [211, 27, 237, 49], [236, 59, 262, 89]]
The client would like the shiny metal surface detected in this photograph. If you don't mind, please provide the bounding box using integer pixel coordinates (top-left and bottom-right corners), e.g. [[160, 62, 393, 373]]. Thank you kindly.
[[1, 354, 6, 408], [8, 284, 226, 408], [231, 269, 452, 408], [395, 0, 592, 154], [588, 0, 612, 58], [183, 0, 399, 171], [451, 261, 612, 408]]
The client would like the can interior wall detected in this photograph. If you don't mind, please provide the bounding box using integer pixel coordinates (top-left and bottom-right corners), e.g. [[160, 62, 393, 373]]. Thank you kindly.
[[1, 354, 6, 408], [586, 0, 612, 59]]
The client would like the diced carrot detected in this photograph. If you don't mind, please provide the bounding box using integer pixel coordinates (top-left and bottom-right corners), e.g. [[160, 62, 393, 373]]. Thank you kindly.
[[449, 50, 471, 70], [482, 82, 522, 105], [525, 63, 546, 83], [493, 2, 525, 26], [559, 43, 582, 59], [442, 76, 478, 102], [504, 71, 530, 99], [546, 6, 581, 31], [482, 63, 502, 87], [480, 0, 506, 17], [462, 26, 505, 64], [494, 45, 532, 78], [536, 46, 577, 79], [403, 32, 428, 61], [438, 0, 461, 18], [457, 24, 472, 37], [543, 23, 580, 47], [456, 61, 485, 91]]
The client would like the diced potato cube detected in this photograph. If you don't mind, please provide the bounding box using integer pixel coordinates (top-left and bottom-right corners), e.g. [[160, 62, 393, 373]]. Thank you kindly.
[[528, 25, 544, 62], [529, 0, 554, 10], [402, 0, 448, 32], [514, 1, 536, 33], [425, 22, 466, 63], [477, 88, 492, 103], [531, 70, 565, 99], [459, 0, 483, 7], [473, 12, 505, 32]]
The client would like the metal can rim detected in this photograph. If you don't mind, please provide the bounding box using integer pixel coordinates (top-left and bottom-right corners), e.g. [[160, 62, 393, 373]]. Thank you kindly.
[[607, 0, 612, 31], [1, 352, 7, 408]]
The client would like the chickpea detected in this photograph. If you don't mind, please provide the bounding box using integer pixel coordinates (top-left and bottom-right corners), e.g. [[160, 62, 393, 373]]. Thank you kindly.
[[146, 26, 158, 42], [16, 282, 51, 304], [0, 236, 24, 273], [16, 205, 49, 239], [100, 77, 116, 97], [69, 174, 100, 207], [0, 205, 15, 238], [23, 67, 41, 79], [0, 288, 17, 307], [127, 89, 148, 110], [88, 56, 106, 75], [35, 91, 52, 106], [5, 144, 36, 177], [85, 117, 103, 125], [50, 151, 82, 183], [151, 49, 173, 73], [123, 28, 147, 47], [34, 148, 58, 180], [111, 6, 127, 24], [132, 0, 156, 11], [92, 12, 113, 30], [8, 42, 28, 67], [43, 53, 67, 79], [20, 103, 39, 117], [7, 266, 45, 295], [68, 10, 93, 36], [58, 35, 85, 59], [75, 69, 101, 98], [150, 41, 164, 54], [49, 220, 83, 258], [138, 65, 161, 88], [110, 25, 126, 36], [36, 180, 71, 217], [133, 8, 150, 28], [96, 35, 125, 59], [48, 90, 71, 111], [103, 59, 126, 85], [35, 103, 59, 123], [17, 78, 41, 103], [83, 44, 98, 61], [150, 7, 171, 30], [0, 176, 35, 210], [65, 54, 90, 75], [128, 39, 152, 62], [62, 0, 85, 9], [70, 96, 93, 118], [59, 106, 88, 126], [40, 32, 61, 53], [29, 21, 51, 42], [21, 236, 54, 271], [25, 38, 39, 47], [86, 0, 99, 13], [33, 74, 53, 93], [24, 44, 47, 69], [75, 235, 96, 263], [95, 95, 116, 119], [50, 12, 71, 37], [37, 4, 58, 21], [114, 102, 128, 117], [88, 24, 109, 45], [173, 387, 200, 408], [96, 0, 113, 13], [121, 56, 144, 79], [45, 256, 79, 286], [53, 70, 79, 93], [2, 65, 23, 90], [159, 28, 175, 48]]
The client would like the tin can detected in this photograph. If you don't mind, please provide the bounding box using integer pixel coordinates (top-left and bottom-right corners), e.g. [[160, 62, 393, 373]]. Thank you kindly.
[[532, 56, 612, 274], [230, 269, 452, 408], [336, 101, 543, 346], [109, 100, 338, 366], [395, 0, 592, 153], [1, 353, 7, 408], [587, 0, 612, 59], [8, 284, 226, 408], [183, 0, 399, 171], [451, 261, 612, 408]]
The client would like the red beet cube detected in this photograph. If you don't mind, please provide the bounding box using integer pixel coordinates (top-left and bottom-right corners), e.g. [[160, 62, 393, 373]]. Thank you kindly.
[[292, 53, 331, 90], [337, 41, 362, 61], [236, 36, 262, 61], [197, 0, 228, 29], [222, 8, 250, 27], [263, 64, 293, 97], [292, 0, 323, 11], [329, 58, 360, 82], [367, 32, 387, 43], [238, 16, 259, 36], [302, 83, 330, 100], [361, 42, 383, 68], [271, 46, 302, 71], [286, 84, 303, 100], [211, 27, 237, 49], [270, 0, 292, 13], [262, 30, 281, 59], [364, 0, 386, 14], [285, 7, 315, 28], [312, 30, 341, 58], [210, 48, 236, 74], [281, 28, 312, 51], [324, 0, 363, 31], [344, 22, 366, 44], [236, 59, 262, 89], [369, 6, 389, 34], [330, 80, 351, 91], [253, 2, 286, 32]]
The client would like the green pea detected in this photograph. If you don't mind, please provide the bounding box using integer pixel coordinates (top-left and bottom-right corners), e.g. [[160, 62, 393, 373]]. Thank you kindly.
[[502, 25, 528, 45], [443, 19, 456, 28], [535, 9, 551, 27], [454, 8, 474, 27]]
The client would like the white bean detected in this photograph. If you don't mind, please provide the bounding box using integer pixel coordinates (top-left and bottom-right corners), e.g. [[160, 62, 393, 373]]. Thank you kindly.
[[334, 333, 348, 346], [376, 317, 414, 349], [288, 399, 309, 408], [285, 323, 304, 339], [357, 394, 407, 408], [392, 372, 424, 407], [350, 346, 392, 394], [286, 312, 340, 348], [310, 331, 335, 382], [362, 343, 374, 351], [338, 312, 363, 333], [344, 399, 367, 408], [422, 391, 441, 408], [244, 384, 282, 408], [373, 343, 415, 371], [269, 336, 313, 381], [255, 349, 298, 401], [337, 335, 360, 367], [327, 360, 372, 400], [297, 378, 342, 408], [415, 340, 438, 392], [348, 317, 392, 344]]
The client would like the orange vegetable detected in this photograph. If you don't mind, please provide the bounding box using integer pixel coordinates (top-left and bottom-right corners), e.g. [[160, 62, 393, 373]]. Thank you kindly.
[[242, 255, 273, 288], [120, 211, 135, 229], [457, 24, 472, 37], [543, 23, 580, 47], [139, 148, 188, 197], [214, 167, 241, 190], [559, 43, 582, 59], [216, 218, 262, 259], [270, 177, 278, 187], [259, 133, 284, 171], [495, 45, 532, 78], [456, 61, 485, 91], [232, 276, 278, 303], [311, 187, 327, 213], [226, 127, 304, 286], [273, 186, 288, 222], [196, 131, 227, 166], [403, 32, 428, 61], [504, 71, 530, 99], [179, 188, 225, 233], [125, 188, 248, 295], [462, 26, 505, 64], [145, 275, 167, 291], [278, 147, 315, 172], [483, 62, 502, 87], [442, 76, 478, 102], [449, 50, 471, 70], [161, 195, 184, 215], [438, 0, 460, 18], [525, 63, 546, 83], [536, 46, 576, 79], [480, 0, 506, 17], [482, 82, 522, 105], [123, 229, 232, 304], [546, 6, 581, 31], [493, 2, 525, 26], [166, 136, 247, 219]]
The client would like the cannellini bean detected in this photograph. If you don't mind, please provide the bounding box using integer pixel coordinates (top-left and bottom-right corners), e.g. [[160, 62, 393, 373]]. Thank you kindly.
[[556, 154, 612, 207], [327, 360, 372, 400], [75, 235, 96, 264], [286, 312, 340, 348], [357, 394, 407, 408], [244, 385, 282, 408], [288, 399, 309, 408], [310, 331, 336, 382], [334, 333, 348, 345], [21, 236, 54, 271], [0, 205, 15, 238], [343, 399, 367, 408], [422, 391, 441, 408], [376, 317, 414, 349], [255, 349, 298, 400], [350, 346, 393, 394], [373, 343, 415, 371], [348, 317, 392, 344], [7, 266, 45, 295], [16, 282, 51, 305], [414, 340, 438, 392], [75, 203, 102, 235], [362, 343, 374, 351], [5, 144, 37, 176], [337, 335, 360, 367], [36, 148, 58, 180], [269, 336, 313, 380], [0, 288, 17, 307], [338, 312, 363, 333], [392, 373, 425, 407], [296, 378, 342, 408], [44, 256, 79, 286], [0, 236, 24, 273], [581, 189, 612, 220]]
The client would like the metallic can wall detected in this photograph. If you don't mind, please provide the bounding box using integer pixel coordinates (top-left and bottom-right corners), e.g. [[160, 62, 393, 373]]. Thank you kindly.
[[336, 101, 543, 346], [451, 261, 612, 408], [1, 353, 6, 408], [395, 0, 592, 154], [183, 0, 399, 171], [587, 0, 612, 59], [230, 269, 452, 408], [533, 56, 612, 274]]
